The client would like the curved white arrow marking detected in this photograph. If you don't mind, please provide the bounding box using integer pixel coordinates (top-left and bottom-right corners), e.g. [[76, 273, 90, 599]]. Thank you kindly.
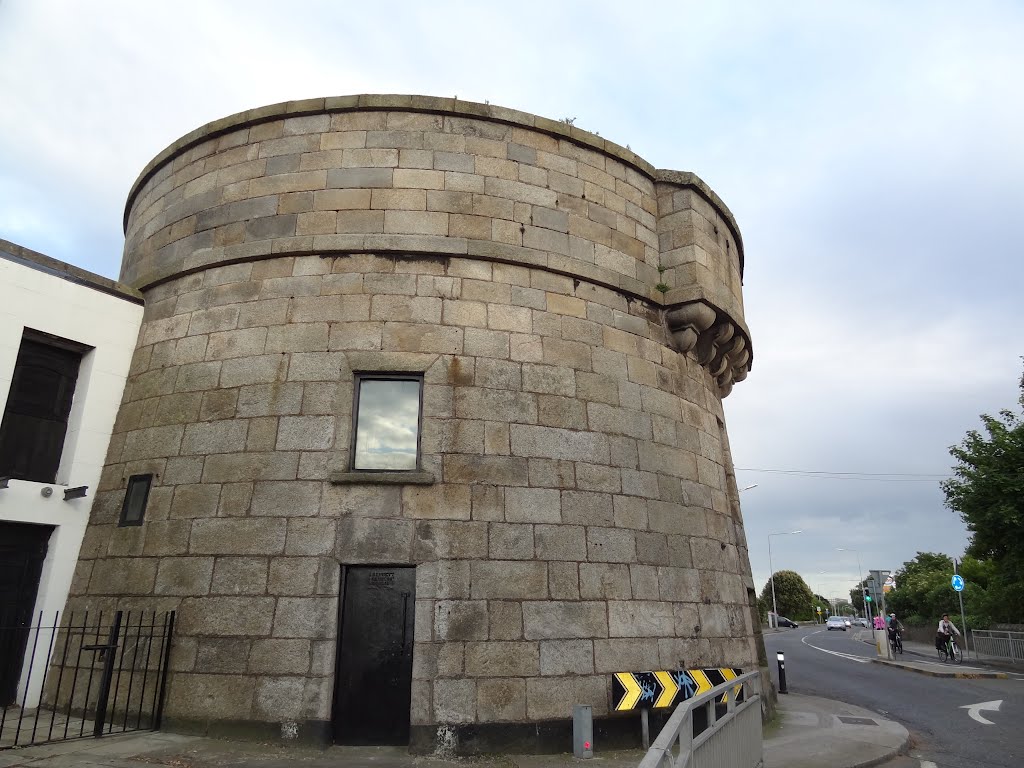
[[961, 699, 1002, 725]]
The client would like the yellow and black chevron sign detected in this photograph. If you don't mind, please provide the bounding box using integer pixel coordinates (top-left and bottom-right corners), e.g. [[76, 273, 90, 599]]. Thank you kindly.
[[612, 668, 743, 711]]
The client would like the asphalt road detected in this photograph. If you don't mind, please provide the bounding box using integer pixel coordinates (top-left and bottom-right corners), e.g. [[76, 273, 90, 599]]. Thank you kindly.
[[763, 626, 1024, 768]]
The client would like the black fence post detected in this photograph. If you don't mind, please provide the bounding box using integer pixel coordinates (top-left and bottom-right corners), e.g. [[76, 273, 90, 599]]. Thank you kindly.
[[777, 651, 788, 694], [92, 611, 123, 738], [153, 611, 175, 730]]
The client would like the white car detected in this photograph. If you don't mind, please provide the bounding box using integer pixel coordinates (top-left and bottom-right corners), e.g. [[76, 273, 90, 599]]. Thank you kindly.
[[826, 616, 847, 631], [844, 618, 852, 628]]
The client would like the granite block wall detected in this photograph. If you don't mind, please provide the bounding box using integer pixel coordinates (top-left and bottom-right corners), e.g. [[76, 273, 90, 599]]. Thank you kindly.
[[69, 96, 759, 751]]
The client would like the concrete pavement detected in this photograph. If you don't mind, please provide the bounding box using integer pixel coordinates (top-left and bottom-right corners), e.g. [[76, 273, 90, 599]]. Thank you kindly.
[[0, 691, 909, 768], [764, 693, 908, 768]]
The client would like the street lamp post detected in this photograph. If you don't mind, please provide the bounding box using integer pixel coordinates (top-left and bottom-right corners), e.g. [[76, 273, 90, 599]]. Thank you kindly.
[[768, 530, 802, 628], [837, 548, 868, 621]]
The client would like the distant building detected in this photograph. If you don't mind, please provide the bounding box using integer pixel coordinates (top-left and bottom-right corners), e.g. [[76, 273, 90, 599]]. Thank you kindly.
[[0, 239, 143, 708], [66, 96, 759, 752]]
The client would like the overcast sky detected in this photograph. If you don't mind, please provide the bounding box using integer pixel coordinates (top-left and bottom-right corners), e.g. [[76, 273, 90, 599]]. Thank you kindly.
[[2, 1, 1021, 605]]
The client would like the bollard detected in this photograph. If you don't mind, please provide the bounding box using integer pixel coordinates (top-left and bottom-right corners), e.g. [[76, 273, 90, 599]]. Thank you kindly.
[[573, 704, 593, 758], [777, 651, 788, 694]]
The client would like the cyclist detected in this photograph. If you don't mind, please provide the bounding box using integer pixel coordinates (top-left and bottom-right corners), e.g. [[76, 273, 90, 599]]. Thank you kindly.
[[887, 613, 904, 652], [936, 613, 961, 652]]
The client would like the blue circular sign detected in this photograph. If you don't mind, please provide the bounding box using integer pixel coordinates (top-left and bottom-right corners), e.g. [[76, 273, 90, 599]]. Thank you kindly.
[[952, 574, 965, 592]]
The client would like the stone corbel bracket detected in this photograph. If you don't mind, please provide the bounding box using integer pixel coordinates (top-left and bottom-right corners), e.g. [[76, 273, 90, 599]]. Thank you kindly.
[[665, 301, 752, 398]]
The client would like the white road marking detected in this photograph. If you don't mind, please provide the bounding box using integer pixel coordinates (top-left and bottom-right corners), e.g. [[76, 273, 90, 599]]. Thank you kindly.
[[920, 761, 938, 768], [800, 630, 871, 663], [960, 699, 1002, 725]]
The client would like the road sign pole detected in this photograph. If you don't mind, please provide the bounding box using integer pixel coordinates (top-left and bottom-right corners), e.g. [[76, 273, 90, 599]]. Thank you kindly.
[[955, 559, 969, 660]]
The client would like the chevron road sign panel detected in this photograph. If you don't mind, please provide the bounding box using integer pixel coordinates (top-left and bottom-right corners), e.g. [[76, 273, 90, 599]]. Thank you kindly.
[[611, 668, 744, 711], [653, 670, 678, 708], [613, 672, 645, 710]]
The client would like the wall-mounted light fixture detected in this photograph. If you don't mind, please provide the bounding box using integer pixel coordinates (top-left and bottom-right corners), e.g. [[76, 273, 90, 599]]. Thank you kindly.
[[64, 486, 88, 500]]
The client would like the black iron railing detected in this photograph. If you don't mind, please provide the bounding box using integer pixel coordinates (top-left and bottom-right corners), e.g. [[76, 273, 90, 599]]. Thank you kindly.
[[0, 609, 175, 749]]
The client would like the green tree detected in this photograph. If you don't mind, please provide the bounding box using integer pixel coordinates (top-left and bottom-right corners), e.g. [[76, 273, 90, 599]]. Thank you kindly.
[[885, 552, 959, 626], [885, 552, 995, 627], [759, 570, 815, 621], [955, 556, 997, 628], [848, 580, 872, 614], [942, 371, 1024, 624]]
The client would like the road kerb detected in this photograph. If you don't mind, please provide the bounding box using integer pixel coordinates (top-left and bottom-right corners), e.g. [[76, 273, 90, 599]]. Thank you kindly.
[[872, 658, 1007, 679]]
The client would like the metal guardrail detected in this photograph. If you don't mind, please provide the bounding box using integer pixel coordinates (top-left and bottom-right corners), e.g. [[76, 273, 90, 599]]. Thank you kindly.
[[638, 670, 763, 768], [971, 629, 1024, 664]]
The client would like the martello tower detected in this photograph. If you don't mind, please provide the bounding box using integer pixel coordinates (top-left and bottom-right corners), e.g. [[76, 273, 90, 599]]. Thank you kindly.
[[71, 96, 757, 751]]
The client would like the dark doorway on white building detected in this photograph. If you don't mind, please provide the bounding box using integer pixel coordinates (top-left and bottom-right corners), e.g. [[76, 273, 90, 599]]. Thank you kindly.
[[0, 522, 53, 706]]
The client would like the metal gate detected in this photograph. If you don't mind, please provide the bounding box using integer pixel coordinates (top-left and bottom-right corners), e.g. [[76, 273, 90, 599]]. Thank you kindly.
[[0, 610, 174, 749]]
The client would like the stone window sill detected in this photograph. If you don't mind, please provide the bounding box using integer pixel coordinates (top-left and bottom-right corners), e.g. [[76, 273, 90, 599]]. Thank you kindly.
[[329, 470, 435, 486]]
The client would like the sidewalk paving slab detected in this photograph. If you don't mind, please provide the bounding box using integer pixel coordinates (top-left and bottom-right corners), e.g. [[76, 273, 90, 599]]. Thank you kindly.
[[764, 693, 908, 768]]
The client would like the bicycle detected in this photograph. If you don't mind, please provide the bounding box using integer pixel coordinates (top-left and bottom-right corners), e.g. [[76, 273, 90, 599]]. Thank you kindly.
[[889, 631, 903, 655], [937, 634, 962, 664]]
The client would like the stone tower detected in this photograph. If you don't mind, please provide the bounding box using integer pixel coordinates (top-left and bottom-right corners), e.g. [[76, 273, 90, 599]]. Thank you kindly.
[[71, 96, 757, 751]]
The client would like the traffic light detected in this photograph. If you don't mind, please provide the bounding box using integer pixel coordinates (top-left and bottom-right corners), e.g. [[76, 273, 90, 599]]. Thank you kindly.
[[865, 595, 872, 603]]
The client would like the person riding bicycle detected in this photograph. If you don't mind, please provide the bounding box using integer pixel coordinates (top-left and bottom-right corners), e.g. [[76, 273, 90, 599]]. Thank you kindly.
[[936, 613, 960, 649], [887, 613, 904, 647]]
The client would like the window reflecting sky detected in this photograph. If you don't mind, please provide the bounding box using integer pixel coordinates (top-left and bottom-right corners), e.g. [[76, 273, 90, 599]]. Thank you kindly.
[[354, 379, 421, 470]]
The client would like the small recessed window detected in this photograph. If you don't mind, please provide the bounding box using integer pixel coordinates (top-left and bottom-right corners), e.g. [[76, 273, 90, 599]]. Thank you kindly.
[[352, 375, 423, 471], [119, 474, 152, 526]]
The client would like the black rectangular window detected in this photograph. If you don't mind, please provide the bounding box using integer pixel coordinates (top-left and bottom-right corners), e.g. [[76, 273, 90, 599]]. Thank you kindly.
[[119, 474, 153, 526], [0, 332, 87, 483], [351, 375, 423, 471]]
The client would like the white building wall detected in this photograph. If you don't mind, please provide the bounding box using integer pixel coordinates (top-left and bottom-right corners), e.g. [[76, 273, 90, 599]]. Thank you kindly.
[[0, 248, 143, 707]]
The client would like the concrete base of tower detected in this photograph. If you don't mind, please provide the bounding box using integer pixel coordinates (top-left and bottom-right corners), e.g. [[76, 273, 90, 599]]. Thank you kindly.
[[161, 716, 333, 746], [410, 713, 674, 755]]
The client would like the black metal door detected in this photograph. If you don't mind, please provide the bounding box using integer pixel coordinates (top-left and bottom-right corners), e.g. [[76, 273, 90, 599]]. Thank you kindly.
[[0, 522, 53, 706], [333, 566, 415, 745]]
